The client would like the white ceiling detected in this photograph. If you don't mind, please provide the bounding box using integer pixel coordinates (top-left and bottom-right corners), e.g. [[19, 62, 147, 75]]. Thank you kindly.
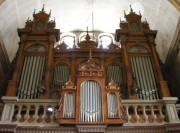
[[0, 0, 179, 62]]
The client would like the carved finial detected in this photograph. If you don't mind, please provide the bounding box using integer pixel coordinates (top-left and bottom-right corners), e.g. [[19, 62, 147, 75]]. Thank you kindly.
[[49, 9, 51, 16], [85, 27, 91, 41], [120, 17, 121, 23], [42, 4, 45, 12], [124, 10, 126, 17], [145, 18, 147, 22], [69, 76, 71, 81], [65, 76, 74, 88], [108, 78, 117, 89], [27, 17, 29, 21], [33, 9, 36, 15], [130, 5, 133, 12], [73, 36, 76, 48], [54, 17, 55, 22], [139, 11, 142, 17], [87, 27, 89, 34]]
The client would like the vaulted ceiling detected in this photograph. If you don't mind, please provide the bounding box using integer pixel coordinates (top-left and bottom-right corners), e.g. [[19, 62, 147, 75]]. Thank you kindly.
[[0, 0, 179, 62]]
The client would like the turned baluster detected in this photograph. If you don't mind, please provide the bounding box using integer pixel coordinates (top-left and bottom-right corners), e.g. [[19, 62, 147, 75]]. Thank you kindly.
[[125, 105, 131, 123], [158, 105, 165, 122], [15, 105, 22, 122], [142, 106, 148, 123], [42, 105, 47, 123], [134, 105, 139, 123], [24, 105, 30, 122], [33, 105, 40, 122], [50, 106, 56, 123], [151, 106, 157, 123]]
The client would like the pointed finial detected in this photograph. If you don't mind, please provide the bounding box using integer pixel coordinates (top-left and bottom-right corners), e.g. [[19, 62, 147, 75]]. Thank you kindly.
[[73, 36, 76, 48], [33, 9, 36, 15], [145, 18, 147, 22], [139, 11, 142, 17], [124, 10, 126, 17], [85, 27, 91, 41], [54, 17, 55, 22], [69, 76, 71, 81], [42, 4, 45, 12], [87, 27, 89, 34], [49, 9, 51, 16], [120, 17, 121, 23], [130, 5, 133, 12], [27, 17, 29, 21]]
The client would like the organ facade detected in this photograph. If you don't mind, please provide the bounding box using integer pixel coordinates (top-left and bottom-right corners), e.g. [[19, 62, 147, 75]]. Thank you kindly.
[[0, 6, 180, 133]]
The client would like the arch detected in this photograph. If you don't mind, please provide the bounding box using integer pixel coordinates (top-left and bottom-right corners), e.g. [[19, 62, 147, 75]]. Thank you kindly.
[[98, 33, 114, 48], [129, 45, 148, 53], [24, 43, 48, 51], [60, 32, 76, 48]]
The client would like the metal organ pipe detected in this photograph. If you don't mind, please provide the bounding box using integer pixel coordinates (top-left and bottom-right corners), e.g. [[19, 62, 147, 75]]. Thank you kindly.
[[63, 92, 74, 118], [52, 65, 69, 88], [80, 80, 102, 122], [107, 65, 122, 87], [18, 56, 28, 98], [130, 55, 159, 99], [107, 93, 118, 117], [18, 45, 46, 99]]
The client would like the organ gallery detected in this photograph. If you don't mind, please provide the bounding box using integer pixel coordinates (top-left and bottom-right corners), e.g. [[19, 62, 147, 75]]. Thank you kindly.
[[0, 5, 180, 133]]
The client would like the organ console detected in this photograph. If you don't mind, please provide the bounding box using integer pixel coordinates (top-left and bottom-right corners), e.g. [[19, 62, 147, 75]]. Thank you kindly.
[[5, 5, 170, 125]]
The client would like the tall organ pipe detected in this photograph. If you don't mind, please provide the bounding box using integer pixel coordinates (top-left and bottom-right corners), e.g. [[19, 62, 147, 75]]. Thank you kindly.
[[18, 55, 45, 99], [130, 55, 159, 99], [80, 80, 102, 122]]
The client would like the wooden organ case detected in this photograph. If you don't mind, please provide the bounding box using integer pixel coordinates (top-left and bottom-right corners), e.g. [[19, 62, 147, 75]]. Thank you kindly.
[[6, 6, 171, 125]]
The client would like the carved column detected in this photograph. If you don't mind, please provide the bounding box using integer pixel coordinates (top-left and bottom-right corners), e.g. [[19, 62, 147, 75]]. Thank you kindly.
[[121, 35, 134, 99], [41, 34, 55, 98], [71, 54, 77, 83], [6, 34, 27, 96]]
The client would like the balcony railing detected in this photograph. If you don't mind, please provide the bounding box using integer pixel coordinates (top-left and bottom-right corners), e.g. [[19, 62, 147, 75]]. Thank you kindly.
[[122, 99, 165, 125], [0, 97, 180, 126], [12, 99, 59, 126]]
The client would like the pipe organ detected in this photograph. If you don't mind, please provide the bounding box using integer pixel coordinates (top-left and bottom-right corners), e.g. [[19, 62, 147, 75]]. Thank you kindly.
[[6, 6, 171, 125]]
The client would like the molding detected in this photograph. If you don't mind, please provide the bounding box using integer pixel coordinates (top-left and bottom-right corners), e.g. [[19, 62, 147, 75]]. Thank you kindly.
[[0, 124, 180, 133]]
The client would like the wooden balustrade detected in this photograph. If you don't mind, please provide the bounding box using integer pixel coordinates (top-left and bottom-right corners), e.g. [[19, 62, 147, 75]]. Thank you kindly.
[[11, 99, 59, 126], [1, 99, 179, 126], [122, 99, 166, 125]]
